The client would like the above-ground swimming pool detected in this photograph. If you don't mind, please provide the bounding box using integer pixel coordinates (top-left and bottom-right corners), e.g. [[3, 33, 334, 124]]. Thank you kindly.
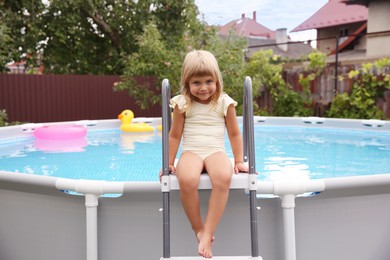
[[1, 116, 390, 260], [1, 117, 389, 182]]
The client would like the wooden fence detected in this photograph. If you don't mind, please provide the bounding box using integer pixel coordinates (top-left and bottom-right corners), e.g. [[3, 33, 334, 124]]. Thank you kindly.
[[0, 74, 160, 123], [1, 65, 389, 124], [278, 63, 389, 117]]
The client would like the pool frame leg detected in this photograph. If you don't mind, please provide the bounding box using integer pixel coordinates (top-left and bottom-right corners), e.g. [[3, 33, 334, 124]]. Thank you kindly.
[[85, 194, 99, 260]]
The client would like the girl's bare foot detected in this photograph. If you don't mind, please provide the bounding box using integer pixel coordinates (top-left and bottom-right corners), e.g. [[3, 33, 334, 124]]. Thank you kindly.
[[196, 231, 214, 258], [196, 231, 215, 245]]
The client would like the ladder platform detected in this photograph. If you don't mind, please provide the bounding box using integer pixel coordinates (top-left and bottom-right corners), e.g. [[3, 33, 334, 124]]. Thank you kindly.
[[164, 159, 257, 191], [161, 256, 263, 259], [168, 173, 255, 190]]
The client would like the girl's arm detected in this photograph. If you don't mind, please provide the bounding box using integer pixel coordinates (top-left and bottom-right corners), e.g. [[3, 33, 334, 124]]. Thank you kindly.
[[226, 104, 248, 173], [168, 106, 185, 173]]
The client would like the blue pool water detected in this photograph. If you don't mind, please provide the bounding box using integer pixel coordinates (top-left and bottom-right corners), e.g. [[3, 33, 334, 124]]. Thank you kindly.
[[1, 126, 390, 181]]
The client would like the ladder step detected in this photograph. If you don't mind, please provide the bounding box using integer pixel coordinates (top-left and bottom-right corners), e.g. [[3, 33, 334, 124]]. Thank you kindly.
[[169, 173, 252, 190], [160, 256, 263, 259], [167, 159, 253, 190]]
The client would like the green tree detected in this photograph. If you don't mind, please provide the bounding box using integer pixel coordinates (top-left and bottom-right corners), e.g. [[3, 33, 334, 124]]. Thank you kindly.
[[0, 9, 13, 72], [205, 32, 248, 113], [246, 49, 312, 116], [0, 0, 46, 72], [114, 21, 185, 109], [0, 0, 201, 75], [115, 25, 248, 110]]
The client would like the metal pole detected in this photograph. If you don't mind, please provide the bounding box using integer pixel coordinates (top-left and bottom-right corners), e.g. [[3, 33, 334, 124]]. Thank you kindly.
[[162, 79, 171, 258], [244, 76, 259, 257], [243, 78, 248, 163]]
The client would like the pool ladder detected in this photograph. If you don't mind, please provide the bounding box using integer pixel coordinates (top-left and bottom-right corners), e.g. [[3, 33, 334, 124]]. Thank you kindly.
[[160, 77, 262, 259]]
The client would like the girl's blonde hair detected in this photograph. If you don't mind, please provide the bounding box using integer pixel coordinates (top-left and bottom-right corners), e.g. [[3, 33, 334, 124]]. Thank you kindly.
[[181, 50, 223, 105]]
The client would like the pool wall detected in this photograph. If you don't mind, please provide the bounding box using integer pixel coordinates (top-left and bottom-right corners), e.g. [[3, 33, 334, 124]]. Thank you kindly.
[[1, 117, 390, 260], [1, 175, 390, 260]]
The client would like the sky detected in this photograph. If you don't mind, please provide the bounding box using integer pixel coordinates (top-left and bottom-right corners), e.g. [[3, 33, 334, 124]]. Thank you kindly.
[[195, 0, 329, 42]]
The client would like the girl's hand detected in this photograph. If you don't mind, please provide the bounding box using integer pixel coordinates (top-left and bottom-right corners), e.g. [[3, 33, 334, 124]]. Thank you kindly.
[[234, 162, 248, 174], [169, 164, 176, 174], [159, 164, 176, 182]]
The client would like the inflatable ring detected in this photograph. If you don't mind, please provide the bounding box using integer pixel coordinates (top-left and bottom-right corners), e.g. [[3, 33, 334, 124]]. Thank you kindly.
[[33, 125, 87, 140]]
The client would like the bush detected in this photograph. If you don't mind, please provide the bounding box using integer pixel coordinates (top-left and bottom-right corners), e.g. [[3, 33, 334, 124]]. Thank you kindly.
[[0, 109, 9, 127], [326, 58, 390, 119], [246, 49, 312, 116], [0, 109, 24, 126]]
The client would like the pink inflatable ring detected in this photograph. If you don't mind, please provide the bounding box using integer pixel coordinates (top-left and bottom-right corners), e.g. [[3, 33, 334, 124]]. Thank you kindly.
[[33, 125, 87, 140]]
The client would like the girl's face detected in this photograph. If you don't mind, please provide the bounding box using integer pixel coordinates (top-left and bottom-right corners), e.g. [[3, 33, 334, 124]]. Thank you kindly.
[[188, 75, 217, 104]]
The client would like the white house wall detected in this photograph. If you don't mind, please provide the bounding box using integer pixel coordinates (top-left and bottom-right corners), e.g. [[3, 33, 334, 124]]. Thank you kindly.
[[317, 22, 367, 54], [367, 0, 390, 57]]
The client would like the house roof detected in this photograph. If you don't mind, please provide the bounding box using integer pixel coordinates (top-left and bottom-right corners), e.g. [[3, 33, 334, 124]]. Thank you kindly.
[[219, 12, 275, 39], [246, 38, 314, 59], [342, 0, 370, 7], [291, 0, 368, 32]]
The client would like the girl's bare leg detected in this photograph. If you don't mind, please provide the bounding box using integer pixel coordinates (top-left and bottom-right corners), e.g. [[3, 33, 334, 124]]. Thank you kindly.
[[198, 152, 233, 258], [176, 152, 204, 237]]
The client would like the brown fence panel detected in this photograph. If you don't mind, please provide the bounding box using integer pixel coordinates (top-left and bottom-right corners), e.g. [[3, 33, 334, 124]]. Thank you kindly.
[[283, 64, 356, 104], [256, 62, 390, 118], [0, 74, 161, 123]]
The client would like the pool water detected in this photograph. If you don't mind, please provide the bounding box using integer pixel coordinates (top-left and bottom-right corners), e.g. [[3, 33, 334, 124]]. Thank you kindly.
[[250, 126, 390, 180], [1, 126, 390, 181]]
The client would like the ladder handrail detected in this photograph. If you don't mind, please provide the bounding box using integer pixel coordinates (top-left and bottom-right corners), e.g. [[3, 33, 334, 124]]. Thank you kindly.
[[162, 79, 171, 258], [243, 76, 259, 257], [162, 79, 171, 177], [161, 77, 258, 258]]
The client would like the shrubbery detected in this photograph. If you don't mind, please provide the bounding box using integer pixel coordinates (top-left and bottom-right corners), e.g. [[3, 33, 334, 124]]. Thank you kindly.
[[326, 58, 390, 119]]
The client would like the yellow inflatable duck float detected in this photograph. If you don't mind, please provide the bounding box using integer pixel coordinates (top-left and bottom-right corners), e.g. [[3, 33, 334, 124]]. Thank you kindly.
[[118, 110, 155, 133]]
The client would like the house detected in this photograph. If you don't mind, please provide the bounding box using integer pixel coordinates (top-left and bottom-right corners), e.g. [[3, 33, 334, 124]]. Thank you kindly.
[[219, 12, 313, 60], [5, 61, 27, 74], [344, 0, 390, 58], [219, 11, 275, 39], [245, 28, 314, 60], [291, 0, 390, 59], [291, 0, 368, 59], [5, 53, 44, 74]]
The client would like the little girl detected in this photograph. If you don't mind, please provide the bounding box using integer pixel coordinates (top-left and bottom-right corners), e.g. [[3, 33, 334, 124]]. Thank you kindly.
[[168, 50, 248, 258]]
